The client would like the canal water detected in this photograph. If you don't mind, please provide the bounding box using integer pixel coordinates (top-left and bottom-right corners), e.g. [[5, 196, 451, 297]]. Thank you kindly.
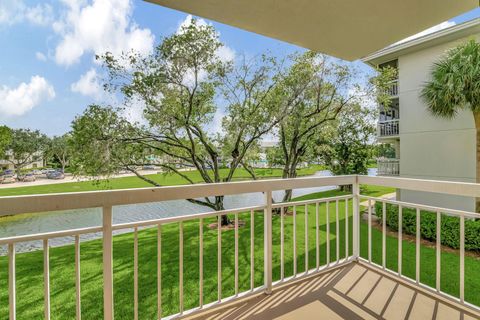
[[0, 169, 376, 253]]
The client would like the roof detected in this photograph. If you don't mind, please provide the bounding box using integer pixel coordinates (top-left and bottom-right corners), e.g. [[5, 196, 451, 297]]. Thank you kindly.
[[363, 18, 480, 66], [145, 0, 478, 61]]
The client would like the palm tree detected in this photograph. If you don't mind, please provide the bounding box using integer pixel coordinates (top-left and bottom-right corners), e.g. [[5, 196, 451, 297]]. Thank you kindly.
[[421, 39, 480, 211]]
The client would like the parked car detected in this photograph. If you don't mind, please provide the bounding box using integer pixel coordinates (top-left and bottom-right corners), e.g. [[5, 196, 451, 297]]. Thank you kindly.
[[2, 169, 14, 176], [41, 168, 54, 174], [1, 175, 15, 184], [18, 173, 36, 182], [143, 165, 156, 170], [32, 169, 43, 176], [46, 170, 65, 180]]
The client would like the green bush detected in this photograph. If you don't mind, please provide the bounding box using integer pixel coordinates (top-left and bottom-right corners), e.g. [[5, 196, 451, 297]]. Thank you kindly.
[[375, 202, 480, 252]]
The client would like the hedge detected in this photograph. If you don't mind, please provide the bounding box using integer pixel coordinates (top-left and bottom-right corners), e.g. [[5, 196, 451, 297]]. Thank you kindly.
[[374, 202, 480, 252]]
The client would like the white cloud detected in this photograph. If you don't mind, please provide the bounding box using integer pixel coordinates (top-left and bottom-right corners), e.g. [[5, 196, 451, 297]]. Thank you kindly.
[[53, 0, 155, 66], [0, 1, 53, 26], [394, 21, 456, 45], [71, 68, 103, 100], [0, 76, 56, 116], [35, 52, 47, 62]]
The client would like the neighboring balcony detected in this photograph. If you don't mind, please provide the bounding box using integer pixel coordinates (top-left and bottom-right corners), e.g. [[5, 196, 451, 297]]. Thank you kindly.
[[377, 119, 399, 138], [386, 80, 399, 97], [377, 158, 400, 176]]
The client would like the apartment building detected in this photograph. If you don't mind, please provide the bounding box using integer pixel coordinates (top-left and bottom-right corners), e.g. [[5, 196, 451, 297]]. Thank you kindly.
[[364, 19, 480, 212]]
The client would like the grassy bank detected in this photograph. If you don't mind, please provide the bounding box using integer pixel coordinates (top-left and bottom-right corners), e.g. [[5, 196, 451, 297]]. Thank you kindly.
[[2, 185, 479, 319], [0, 166, 324, 197]]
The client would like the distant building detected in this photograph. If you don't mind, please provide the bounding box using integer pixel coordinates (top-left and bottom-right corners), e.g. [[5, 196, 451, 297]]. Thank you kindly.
[[0, 151, 44, 171]]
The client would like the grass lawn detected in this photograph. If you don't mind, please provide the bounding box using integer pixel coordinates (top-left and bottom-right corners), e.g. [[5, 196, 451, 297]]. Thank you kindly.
[[0, 166, 324, 197], [1, 184, 479, 319]]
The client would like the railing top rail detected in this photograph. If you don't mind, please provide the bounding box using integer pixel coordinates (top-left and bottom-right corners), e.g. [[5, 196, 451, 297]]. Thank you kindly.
[[378, 119, 400, 123], [0, 175, 356, 216], [360, 195, 479, 219], [2, 174, 480, 217], [359, 175, 480, 198]]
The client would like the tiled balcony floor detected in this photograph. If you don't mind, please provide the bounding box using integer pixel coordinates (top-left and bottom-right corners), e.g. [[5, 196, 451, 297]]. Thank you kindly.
[[185, 262, 480, 320]]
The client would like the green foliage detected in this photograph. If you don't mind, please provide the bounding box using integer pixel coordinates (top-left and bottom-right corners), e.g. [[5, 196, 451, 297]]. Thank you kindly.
[[6, 129, 48, 172], [375, 202, 480, 251], [0, 125, 12, 157], [45, 134, 72, 172], [325, 104, 375, 176], [421, 39, 480, 119]]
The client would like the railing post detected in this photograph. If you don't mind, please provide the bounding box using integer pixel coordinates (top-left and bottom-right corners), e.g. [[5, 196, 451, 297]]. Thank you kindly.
[[264, 190, 273, 294], [352, 176, 360, 259], [103, 205, 114, 320]]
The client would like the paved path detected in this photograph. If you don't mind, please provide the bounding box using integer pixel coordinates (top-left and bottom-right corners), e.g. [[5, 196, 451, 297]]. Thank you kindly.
[[0, 170, 159, 189], [360, 192, 396, 207]]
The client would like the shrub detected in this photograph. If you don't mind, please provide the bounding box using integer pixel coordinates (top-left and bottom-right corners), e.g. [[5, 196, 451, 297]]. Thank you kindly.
[[374, 202, 480, 252]]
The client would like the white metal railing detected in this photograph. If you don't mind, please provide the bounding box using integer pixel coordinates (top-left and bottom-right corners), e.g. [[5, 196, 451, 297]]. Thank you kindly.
[[0, 175, 479, 318], [377, 119, 399, 137], [385, 80, 399, 96], [377, 158, 400, 176]]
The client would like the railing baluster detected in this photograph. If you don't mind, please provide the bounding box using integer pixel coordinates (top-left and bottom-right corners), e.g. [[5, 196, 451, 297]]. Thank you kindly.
[[134, 227, 138, 320], [250, 209, 254, 291], [8, 243, 15, 320], [75, 235, 81, 320], [43, 239, 50, 320], [264, 190, 273, 294], [336, 200, 339, 263], [157, 224, 162, 319], [102, 205, 114, 320], [281, 206, 284, 280], [326, 201, 330, 265], [179, 222, 184, 313], [352, 179, 360, 258], [436, 211, 441, 292], [234, 213, 239, 296], [217, 215, 222, 302], [416, 208, 420, 284], [199, 219, 203, 308], [398, 205, 402, 276], [293, 205, 297, 276], [345, 199, 348, 259], [305, 204, 308, 273], [316, 202, 319, 270], [382, 202, 386, 269], [368, 199, 372, 263], [460, 213, 465, 303]]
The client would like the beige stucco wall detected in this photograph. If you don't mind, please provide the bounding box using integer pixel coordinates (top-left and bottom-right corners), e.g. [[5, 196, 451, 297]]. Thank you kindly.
[[398, 35, 479, 212]]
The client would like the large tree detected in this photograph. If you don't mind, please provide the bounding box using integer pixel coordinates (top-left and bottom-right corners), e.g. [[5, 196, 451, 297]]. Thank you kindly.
[[324, 104, 375, 179], [272, 52, 362, 202], [6, 129, 47, 173], [70, 20, 285, 224], [421, 39, 480, 211], [46, 134, 71, 173]]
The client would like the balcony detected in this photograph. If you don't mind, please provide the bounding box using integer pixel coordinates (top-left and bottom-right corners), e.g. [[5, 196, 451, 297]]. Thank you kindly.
[[0, 176, 479, 319], [386, 80, 399, 97], [377, 158, 400, 176], [378, 119, 399, 138]]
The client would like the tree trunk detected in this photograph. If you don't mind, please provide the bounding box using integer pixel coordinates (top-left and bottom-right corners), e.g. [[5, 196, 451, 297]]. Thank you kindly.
[[214, 195, 231, 226], [474, 113, 480, 213]]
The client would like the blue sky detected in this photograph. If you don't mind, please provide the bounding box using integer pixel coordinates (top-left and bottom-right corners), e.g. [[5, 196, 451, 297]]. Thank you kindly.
[[0, 1, 478, 137]]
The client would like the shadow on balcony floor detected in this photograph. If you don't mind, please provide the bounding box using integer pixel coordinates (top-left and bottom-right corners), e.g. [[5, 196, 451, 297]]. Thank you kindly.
[[185, 262, 479, 320]]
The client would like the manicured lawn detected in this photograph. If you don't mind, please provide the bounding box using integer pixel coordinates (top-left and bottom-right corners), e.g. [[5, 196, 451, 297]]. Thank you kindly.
[[1, 184, 478, 319], [0, 166, 324, 197]]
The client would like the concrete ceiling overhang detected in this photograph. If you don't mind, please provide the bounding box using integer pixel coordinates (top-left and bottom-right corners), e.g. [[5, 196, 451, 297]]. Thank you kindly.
[[145, 0, 479, 61]]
